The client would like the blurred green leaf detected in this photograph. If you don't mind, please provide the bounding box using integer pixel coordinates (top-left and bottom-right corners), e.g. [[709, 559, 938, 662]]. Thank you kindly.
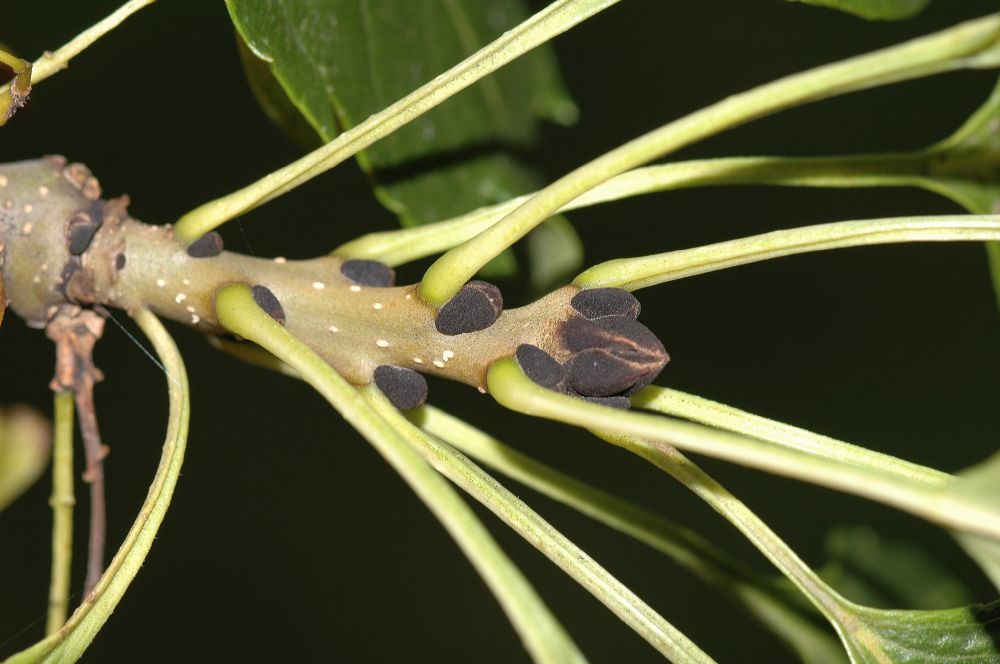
[[525, 214, 584, 292], [956, 533, 1000, 592], [821, 525, 971, 609], [785, 0, 932, 20], [227, 0, 583, 286], [952, 452, 1000, 591], [0, 406, 51, 512]]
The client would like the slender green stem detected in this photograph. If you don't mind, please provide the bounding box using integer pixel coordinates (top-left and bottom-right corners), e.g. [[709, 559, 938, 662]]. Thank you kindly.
[[5, 308, 189, 664], [46, 391, 75, 636], [412, 405, 846, 663], [419, 13, 1000, 306], [632, 386, 951, 487], [365, 396, 714, 664], [0, 0, 155, 90], [574, 215, 1000, 290], [214, 284, 584, 664], [485, 359, 1000, 541], [174, 0, 620, 242], [412, 405, 746, 580], [590, 430, 861, 650], [334, 153, 926, 266]]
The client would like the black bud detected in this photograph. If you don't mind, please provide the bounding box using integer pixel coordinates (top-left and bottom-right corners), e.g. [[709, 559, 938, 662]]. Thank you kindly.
[[66, 201, 105, 256], [435, 280, 503, 335], [186, 232, 224, 258], [66, 219, 97, 255], [341, 259, 395, 287], [562, 316, 663, 356], [251, 285, 285, 325], [566, 348, 644, 397], [559, 316, 668, 397], [374, 365, 428, 410], [577, 394, 631, 409], [570, 288, 640, 320], [115, 253, 127, 270], [515, 344, 565, 391], [57, 261, 81, 301]]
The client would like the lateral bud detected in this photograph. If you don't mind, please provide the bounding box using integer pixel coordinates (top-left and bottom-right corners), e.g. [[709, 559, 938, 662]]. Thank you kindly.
[[251, 284, 286, 325], [435, 280, 503, 335], [374, 365, 428, 410]]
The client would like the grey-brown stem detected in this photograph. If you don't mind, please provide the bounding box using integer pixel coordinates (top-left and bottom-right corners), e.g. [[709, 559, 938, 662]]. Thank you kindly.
[[0, 157, 668, 396]]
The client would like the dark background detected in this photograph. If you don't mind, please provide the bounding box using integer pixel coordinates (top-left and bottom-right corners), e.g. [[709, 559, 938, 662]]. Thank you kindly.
[[2, 1, 1000, 662]]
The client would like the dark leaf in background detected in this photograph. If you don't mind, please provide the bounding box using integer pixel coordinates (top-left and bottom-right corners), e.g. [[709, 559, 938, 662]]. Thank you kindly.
[[227, 0, 584, 288], [821, 525, 971, 609]]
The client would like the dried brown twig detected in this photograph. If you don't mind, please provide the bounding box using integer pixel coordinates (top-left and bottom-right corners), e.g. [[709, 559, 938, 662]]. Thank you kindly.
[[46, 305, 108, 596]]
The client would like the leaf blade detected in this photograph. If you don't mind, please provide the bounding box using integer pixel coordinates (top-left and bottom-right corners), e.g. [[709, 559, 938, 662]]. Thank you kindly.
[[844, 602, 1000, 663]]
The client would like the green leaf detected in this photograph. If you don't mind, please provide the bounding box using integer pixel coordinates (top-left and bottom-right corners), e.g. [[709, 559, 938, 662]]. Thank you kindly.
[[226, 0, 583, 283], [821, 525, 971, 609], [840, 601, 1000, 663], [785, 0, 933, 20], [0, 406, 50, 512]]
